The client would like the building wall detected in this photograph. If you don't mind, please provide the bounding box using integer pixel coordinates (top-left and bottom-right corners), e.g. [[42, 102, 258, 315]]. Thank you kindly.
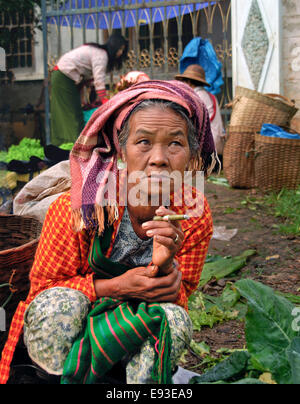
[[282, 0, 300, 123]]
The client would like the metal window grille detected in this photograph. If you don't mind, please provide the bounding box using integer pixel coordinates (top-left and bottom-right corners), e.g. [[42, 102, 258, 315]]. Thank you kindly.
[[0, 9, 34, 84]]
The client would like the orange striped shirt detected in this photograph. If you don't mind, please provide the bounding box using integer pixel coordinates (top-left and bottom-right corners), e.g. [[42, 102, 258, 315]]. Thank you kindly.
[[0, 191, 212, 384]]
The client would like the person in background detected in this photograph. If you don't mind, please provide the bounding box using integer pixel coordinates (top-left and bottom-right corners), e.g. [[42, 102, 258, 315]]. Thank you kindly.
[[115, 70, 150, 92], [50, 33, 128, 146], [175, 64, 225, 157]]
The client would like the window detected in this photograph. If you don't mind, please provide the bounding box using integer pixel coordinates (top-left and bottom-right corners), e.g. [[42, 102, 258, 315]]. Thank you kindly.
[[0, 7, 43, 84]]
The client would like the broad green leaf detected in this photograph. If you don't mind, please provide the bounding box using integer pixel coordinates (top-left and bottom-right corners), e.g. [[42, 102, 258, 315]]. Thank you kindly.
[[286, 337, 300, 384], [231, 378, 265, 385], [190, 378, 265, 385], [220, 283, 241, 309], [236, 279, 298, 384], [200, 250, 256, 287], [190, 351, 250, 384], [276, 292, 300, 306]]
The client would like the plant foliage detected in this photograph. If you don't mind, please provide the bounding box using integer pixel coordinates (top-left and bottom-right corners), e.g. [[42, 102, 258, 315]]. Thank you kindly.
[[190, 280, 300, 384]]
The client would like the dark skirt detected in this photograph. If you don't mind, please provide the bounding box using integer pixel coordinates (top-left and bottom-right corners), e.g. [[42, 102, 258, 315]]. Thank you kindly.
[[50, 70, 85, 146]]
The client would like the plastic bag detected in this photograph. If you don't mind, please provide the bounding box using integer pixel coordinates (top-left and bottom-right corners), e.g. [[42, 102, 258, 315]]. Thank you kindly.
[[212, 226, 238, 241], [180, 37, 224, 95], [13, 160, 71, 223], [261, 124, 300, 139]]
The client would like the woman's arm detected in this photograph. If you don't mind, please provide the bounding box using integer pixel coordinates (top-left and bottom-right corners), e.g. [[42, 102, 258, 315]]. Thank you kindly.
[[138, 200, 213, 310], [90, 47, 109, 103], [94, 264, 182, 302]]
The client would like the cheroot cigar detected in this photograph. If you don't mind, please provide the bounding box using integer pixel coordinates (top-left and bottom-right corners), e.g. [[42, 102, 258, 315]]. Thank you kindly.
[[153, 214, 190, 221]]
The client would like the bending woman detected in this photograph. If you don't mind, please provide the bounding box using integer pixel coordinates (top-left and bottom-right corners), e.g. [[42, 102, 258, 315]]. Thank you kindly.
[[50, 33, 127, 146], [0, 80, 216, 384]]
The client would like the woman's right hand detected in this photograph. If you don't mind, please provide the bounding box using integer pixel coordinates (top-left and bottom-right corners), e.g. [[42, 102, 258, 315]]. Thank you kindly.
[[94, 264, 182, 303]]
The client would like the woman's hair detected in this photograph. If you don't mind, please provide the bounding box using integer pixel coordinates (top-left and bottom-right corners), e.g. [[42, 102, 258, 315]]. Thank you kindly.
[[86, 33, 128, 72], [118, 99, 199, 157]]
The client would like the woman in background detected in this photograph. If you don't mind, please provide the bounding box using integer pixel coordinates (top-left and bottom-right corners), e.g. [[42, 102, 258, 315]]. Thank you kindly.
[[50, 33, 127, 146], [175, 64, 225, 157]]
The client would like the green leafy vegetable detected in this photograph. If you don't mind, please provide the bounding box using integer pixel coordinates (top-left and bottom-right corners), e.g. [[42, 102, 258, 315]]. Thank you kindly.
[[190, 351, 251, 384], [188, 285, 243, 331], [236, 279, 299, 384], [1, 138, 44, 162], [286, 338, 300, 384], [59, 142, 74, 151], [200, 250, 256, 287]]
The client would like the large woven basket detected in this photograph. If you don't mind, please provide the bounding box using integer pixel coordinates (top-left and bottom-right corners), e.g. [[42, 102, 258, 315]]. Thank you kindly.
[[254, 133, 300, 192], [223, 125, 256, 189], [229, 87, 298, 129], [0, 215, 42, 355]]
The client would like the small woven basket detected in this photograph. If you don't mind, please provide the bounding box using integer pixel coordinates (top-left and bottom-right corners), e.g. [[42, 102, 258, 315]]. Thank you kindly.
[[229, 87, 298, 129], [223, 125, 256, 189], [254, 133, 300, 192], [0, 215, 42, 355]]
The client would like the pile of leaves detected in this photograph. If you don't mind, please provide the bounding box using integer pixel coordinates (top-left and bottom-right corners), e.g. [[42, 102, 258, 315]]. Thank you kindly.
[[189, 279, 300, 384], [0, 139, 75, 164]]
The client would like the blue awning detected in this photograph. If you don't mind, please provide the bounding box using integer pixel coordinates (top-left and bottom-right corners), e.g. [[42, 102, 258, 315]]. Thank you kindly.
[[48, 1, 212, 30]]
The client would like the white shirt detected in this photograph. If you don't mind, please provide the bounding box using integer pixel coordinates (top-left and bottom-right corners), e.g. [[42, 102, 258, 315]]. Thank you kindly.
[[57, 45, 108, 91], [194, 86, 225, 155]]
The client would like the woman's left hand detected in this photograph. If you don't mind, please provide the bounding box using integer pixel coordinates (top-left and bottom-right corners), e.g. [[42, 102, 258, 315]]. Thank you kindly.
[[142, 206, 184, 275]]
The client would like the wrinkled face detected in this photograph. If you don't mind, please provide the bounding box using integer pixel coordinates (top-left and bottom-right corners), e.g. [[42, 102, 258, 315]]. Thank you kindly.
[[121, 106, 191, 205]]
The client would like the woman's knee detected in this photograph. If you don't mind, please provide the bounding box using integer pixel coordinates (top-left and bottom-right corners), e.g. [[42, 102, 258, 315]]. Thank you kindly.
[[24, 287, 90, 375]]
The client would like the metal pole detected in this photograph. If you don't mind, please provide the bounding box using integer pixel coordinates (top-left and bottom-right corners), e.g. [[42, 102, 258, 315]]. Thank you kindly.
[[41, 0, 51, 145]]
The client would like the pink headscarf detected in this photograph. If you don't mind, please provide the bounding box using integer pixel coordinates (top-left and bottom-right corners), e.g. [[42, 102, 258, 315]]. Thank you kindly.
[[70, 80, 216, 233]]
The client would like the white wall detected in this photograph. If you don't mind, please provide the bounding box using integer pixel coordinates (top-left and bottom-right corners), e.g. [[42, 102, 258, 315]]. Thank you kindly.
[[231, 0, 282, 95], [282, 0, 300, 119]]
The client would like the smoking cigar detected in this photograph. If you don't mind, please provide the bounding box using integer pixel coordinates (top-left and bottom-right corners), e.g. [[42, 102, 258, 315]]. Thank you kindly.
[[153, 214, 190, 221]]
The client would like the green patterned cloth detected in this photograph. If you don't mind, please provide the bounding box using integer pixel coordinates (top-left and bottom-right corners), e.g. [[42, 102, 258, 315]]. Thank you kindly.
[[61, 298, 172, 384]]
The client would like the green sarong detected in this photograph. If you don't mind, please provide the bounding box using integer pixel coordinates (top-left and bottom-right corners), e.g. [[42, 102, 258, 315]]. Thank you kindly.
[[61, 298, 172, 384], [50, 70, 85, 146], [61, 227, 172, 384]]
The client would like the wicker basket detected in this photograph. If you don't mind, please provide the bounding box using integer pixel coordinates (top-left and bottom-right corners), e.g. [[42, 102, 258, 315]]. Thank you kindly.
[[223, 125, 256, 189], [0, 215, 42, 355], [229, 87, 298, 129], [254, 133, 300, 192]]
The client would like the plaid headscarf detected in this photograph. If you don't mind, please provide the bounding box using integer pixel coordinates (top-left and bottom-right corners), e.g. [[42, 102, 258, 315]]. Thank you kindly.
[[70, 80, 216, 234]]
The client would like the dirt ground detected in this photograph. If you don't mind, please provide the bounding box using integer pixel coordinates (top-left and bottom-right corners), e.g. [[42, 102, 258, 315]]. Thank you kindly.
[[184, 180, 300, 372]]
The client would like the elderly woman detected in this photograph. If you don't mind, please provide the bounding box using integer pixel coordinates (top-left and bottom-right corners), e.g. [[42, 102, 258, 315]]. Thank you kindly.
[[0, 80, 216, 384]]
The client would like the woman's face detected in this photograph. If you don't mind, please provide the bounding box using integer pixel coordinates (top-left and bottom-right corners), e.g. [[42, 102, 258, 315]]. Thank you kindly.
[[116, 45, 125, 59], [121, 106, 191, 205]]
